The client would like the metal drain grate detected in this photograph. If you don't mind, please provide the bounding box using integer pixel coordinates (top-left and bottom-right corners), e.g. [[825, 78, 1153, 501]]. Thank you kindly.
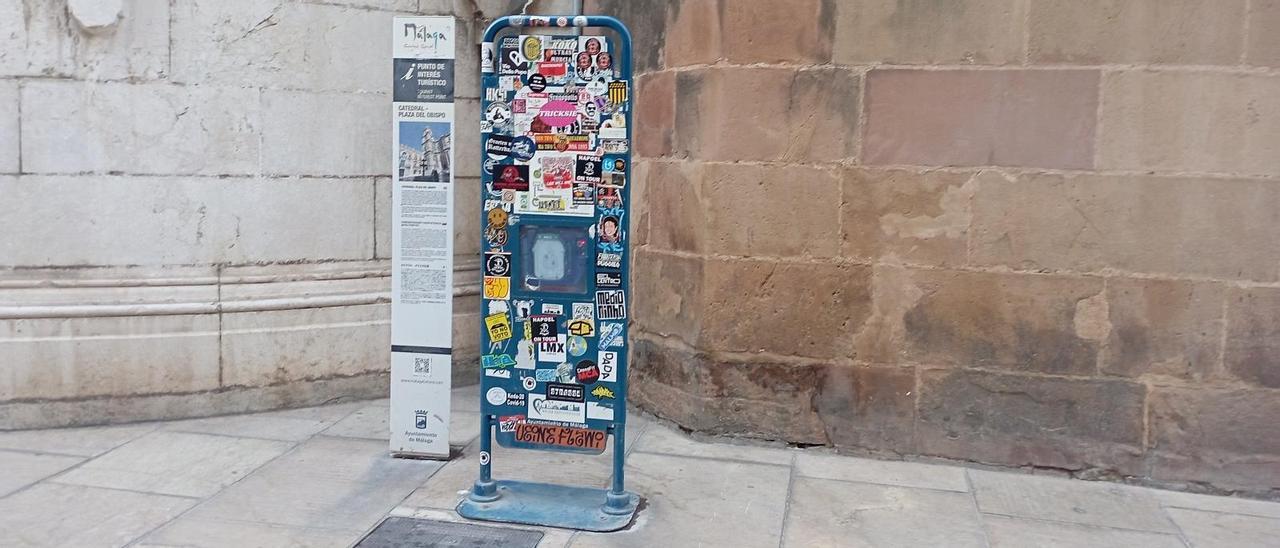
[[355, 517, 543, 548]]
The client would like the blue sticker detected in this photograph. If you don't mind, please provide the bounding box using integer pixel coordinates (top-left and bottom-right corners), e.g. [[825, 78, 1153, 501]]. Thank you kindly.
[[511, 136, 536, 162], [599, 322, 624, 350], [482, 354, 516, 369], [535, 368, 558, 382]]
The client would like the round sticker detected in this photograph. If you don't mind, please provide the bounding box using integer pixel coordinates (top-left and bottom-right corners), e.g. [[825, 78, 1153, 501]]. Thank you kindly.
[[527, 73, 547, 93], [586, 77, 608, 97], [485, 102, 512, 126], [567, 335, 588, 357], [511, 136, 536, 162], [479, 451, 491, 465], [485, 386, 507, 406], [522, 376, 537, 391], [573, 16, 587, 27], [521, 36, 541, 61]]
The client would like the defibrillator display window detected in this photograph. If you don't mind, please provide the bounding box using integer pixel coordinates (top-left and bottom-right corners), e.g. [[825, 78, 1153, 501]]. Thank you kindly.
[[518, 225, 591, 294]]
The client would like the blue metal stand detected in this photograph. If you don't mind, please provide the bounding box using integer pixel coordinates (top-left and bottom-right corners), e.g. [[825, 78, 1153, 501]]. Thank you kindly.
[[457, 14, 640, 532]]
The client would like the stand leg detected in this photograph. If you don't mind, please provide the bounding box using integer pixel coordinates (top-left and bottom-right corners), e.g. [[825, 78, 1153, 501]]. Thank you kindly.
[[469, 414, 499, 502], [603, 423, 631, 514]]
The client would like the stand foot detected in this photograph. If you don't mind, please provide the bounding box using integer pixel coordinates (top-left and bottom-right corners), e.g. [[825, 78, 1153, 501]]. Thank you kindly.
[[457, 480, 640, 532]]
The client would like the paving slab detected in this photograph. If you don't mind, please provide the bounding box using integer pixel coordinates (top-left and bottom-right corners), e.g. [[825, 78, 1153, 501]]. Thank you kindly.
[[54, 430, 293, 498], [0, 449, 84, 497], [164, 410, 335, 442], [0, 423, 156, 457], [387, 507, 575, 548], [1155, 490, 1280, 520], [984, 515, 1186, 548], [140, 516, 363, 548], [970, 469, 1179, 533], [571, 452, 791, 548], [795, 452, 970, 492], [0, 483, 195, 548], [633, 424, 795, 465], [186, 436, 440, 531], [782, 476, 987, 548], [1165, 507, 1280, 548]]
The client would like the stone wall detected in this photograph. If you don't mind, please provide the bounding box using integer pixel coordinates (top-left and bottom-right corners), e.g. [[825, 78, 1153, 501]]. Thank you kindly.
[[0, 0, 572, 429], [592, 0, 1280, 495]]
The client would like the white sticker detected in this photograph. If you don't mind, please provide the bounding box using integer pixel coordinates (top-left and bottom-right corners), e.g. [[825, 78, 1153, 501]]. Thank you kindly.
[[538, 334, 567, 362], [522, 376, 537, 391], [587, 401, 614, 421], [485, 386, 507, 406], [598, 351, 618, 383], [481, 42, 495, 73], [479, 450, 491, 465], [528, 394, 585, 424]]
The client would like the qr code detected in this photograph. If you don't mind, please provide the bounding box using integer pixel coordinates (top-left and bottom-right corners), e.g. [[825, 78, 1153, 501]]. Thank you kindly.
[[414, 357, 430, 375]]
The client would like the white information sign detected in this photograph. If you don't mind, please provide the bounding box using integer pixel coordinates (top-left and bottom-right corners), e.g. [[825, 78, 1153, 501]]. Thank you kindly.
[[390, 16, 456, 459]]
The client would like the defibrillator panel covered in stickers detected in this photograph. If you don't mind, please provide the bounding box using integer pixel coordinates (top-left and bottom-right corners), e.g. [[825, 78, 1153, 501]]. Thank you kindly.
[[479, 32, 630, 455]]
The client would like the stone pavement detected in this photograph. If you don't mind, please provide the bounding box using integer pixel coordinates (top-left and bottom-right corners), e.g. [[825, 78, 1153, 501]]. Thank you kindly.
[[1, 388, 1277, 548]]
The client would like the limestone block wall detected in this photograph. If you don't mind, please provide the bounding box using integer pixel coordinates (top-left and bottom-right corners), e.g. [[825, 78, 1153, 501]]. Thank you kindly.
[[0, 0, 572, 429], [592, 0, 1280, 494]]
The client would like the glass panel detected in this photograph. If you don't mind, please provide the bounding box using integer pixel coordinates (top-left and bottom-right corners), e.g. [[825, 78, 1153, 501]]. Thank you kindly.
[[518, 225, 591, 294]]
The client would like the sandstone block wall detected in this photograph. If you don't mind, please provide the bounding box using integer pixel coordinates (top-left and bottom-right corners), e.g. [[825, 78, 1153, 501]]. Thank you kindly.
[[594, 0, 1280, 494], [0, 0, 572, 429]]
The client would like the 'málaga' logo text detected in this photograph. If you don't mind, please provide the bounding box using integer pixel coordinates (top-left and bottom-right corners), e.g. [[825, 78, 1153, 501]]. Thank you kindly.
[[403, 23, 447, 49]]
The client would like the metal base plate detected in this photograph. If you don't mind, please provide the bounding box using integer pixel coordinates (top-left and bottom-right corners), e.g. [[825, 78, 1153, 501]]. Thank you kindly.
[[456, 480, 640, 532]]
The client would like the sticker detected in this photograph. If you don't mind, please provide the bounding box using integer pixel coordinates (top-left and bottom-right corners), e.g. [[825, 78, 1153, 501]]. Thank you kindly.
[[514, 422, 605, 450], [530, 314, 558, 342], [599, 350, 618, 382], [596, 271, 622, 288], [493, 164, 529, 191], [555, 361, 575, 383], [499, 415, 524, 433], [575, 155, 601, 184], [486, 386, 507, 406], [527, 394, 586, 424], [513, 299, 533, 320], [540, 154, 575, 189], [479, 450, 491, 465], [608, 81, 628, 105], [596, 186, 622, 208], [573, 15, 587, 27], [482, 354, 516, 369], [535, 368, 557, 382], [546, 382, 585, 403], [485, 252, 512, 277], [512, 136, 536, 162], [595, 290, 626, 320], [596, 253, 621, 269], [483, 276, 510, 299], [591, 385, 615, 400], [542, 303, 564, 315], [485, 368, 511, 379], [572, 182, 595, 206], [568, 319, 595, 337], [505, 392, 526, 406], [485, 134, 514, 159], [485, 101, 512, 127], [485, 207, 509, 248], [485, 312, 513, 341], [521, 35, 542, 62], [587, 401, 614, 421], [482, 42, 496, 73], [522, 375, 537, 391], [576, 359, 600, 384], [527, 73, 547, 92], [516, 339, 535, 369], [537, 100, 578, 129], [599, 322, 624, 350], [599, 215, 621, 244], [567, 335, 588, 357], [537, 335, 567, 362], [499, 36, 527, 74], [585, 76, 608, 97]]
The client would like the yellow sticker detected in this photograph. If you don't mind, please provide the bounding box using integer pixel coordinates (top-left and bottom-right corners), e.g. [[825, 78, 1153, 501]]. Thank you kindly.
[[523, 320, 532, 341], [568, 319, 595, 337], [483, 276, 511, 299], [485, 313, 512, 341]]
